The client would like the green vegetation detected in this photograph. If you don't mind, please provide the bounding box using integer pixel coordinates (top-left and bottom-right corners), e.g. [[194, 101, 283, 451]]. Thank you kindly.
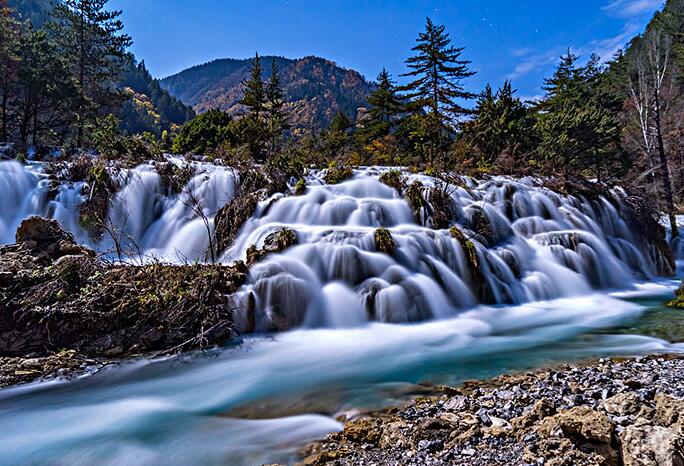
[[374, 227, 396, 256], [172, 109, 236, 155], [323, 161, 354, 184], [3, 0, 684, 230], [0, 0, 193, 149]]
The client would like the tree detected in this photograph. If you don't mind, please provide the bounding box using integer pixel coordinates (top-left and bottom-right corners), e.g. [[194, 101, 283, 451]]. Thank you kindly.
[[0, 0, 19, 141], [535, 51, 621, 180], [265, 58, 288, 157], [172, 109, 236, 155], [14, 27, 74, 145], [359, 68, 404, 142], [51, 0, 132, 147], [463, 81, 533, 167], [240, 52, 265, 118], [627, 30, 679, 238], [402, 17, 476, 163]]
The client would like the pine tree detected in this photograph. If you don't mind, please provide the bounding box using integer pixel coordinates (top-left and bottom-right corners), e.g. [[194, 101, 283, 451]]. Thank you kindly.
[[359, 68, 403, 142], [0, 0, 19, 141], [240, 52, 265, 118], [468, 84, 497, 162], [14, 27, 74, 145], [464, 81, 532, 166], [402, 17, 476, 163], [535, 50, 621, 179], [265, 58, 287, 156], [51, 0, 132, 147]]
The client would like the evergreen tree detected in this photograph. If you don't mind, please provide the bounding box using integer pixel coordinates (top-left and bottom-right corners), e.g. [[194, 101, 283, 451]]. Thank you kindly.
[[265, 58, 288, 156], [402, 17, 476, 163], [240, 52, 265, 118], [51, 0, 132, 147], [463, 81, 533, 166], [14, 27, 74, 145], [359, 68, 403, 142], [535, 51, 621, 179], [0, 0, 19, 141]]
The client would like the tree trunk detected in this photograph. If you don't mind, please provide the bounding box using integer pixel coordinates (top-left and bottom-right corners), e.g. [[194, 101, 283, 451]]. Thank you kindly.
[[654, 92, 679, 238]]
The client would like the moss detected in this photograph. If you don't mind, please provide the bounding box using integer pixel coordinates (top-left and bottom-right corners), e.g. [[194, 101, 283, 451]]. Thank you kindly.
[[378, 169, 404, 194], [155, 161, 196, 195], [449, 226, 478, 271], [294, 178, 307, 196], [246, 228, 298, 266], [374, 227, 396, 256], [324, 161, 354, 184], [404, 181, 425, 222], [666, 282, 684, 308]]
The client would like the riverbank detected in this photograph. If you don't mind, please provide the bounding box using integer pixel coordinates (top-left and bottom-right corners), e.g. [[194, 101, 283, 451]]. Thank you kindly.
[[301, 354, 684, 466]]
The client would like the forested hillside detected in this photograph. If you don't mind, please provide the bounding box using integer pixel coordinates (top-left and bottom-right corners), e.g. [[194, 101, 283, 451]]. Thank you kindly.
[[3, 0, 194, 141], [160, 55, 373, 131]]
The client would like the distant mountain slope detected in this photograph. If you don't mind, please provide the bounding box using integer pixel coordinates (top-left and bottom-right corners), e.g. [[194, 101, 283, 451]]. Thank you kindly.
[[119, 57, 196, 136], [160, 55, 374, 130]]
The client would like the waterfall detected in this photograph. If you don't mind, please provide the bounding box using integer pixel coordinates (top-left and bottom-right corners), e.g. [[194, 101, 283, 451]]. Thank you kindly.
[[0, 159, 237, 262], [0, 160, 672, 332]]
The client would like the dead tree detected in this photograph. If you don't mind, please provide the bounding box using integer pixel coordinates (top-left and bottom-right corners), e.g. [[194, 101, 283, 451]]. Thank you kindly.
[[627, 30, 679, 238]]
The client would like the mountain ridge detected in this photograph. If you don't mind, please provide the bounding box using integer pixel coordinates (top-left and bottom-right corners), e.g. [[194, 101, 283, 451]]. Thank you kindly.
[[160, 55, 374, 131]]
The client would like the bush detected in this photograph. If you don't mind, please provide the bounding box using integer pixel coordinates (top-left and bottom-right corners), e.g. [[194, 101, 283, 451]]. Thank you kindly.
[[324, 161, 354, 184], [172, 109, 237, 155]]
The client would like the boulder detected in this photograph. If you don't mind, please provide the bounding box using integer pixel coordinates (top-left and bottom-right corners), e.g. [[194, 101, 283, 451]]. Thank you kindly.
[[655, 394, 684, 430], [14, 216, 94, 260], [620, 425, 684, 466], [538, 406, 614, 444]]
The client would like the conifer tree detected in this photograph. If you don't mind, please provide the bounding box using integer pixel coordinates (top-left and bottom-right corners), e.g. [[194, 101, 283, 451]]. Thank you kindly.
[[0, 0, 19, 141], [15, 27, 74, 145], [240, 52, 265, 118], [535, 51, 620, 179], [360, 68, 403, 142], [402, 17, 476, 163], [51, 0, 132, 147], [265, 58, 287, 156]]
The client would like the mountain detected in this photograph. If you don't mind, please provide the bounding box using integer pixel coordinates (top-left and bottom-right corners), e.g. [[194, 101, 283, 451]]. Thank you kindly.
[[7, 0, 195, 136], [119, 57, 196, 136], [160, 55, 374, 131]]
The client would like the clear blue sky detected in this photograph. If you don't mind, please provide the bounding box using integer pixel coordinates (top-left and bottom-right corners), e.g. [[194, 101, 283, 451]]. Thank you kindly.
[[109, 0, 664, 99]]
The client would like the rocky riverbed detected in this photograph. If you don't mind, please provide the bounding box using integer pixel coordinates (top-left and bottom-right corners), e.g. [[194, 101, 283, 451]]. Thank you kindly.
[[301, 355, 684, 466]]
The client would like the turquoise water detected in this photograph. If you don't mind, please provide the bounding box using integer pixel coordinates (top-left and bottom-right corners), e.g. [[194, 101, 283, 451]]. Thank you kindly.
[[0, 280, 682, 466]]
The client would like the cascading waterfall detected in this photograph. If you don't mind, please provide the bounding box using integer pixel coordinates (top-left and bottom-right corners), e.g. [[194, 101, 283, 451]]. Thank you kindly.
[[0, 160, 672, 333], [0, 159, 237, 261], [226, 168, 667, 332]]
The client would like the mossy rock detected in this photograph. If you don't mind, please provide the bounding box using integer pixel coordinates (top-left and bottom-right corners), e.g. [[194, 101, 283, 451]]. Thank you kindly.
[[246, 228, 298, 266], [666, 281, 684, 308], [427, 186, 453, 230], [449, 226, 478, 271], [294, 178, 307, 196], [374, 227, 396, 256], [379, 169, 404, 194], [324, 163, 353, 184], [404, 181, 425, 222]]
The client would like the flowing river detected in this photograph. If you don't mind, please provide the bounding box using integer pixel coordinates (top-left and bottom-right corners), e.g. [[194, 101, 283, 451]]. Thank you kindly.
[[0, 159, 683, 465]]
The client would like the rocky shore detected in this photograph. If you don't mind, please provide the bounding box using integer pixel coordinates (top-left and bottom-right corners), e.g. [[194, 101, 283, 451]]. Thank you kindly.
[[302, 355, 684, 466]]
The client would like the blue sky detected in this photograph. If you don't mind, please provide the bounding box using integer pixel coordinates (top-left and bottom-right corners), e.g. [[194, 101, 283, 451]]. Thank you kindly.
[[109, 0, 665, 99]]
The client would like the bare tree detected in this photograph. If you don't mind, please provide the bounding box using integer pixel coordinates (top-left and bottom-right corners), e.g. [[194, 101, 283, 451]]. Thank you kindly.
[[627, 30, 679, 238], [182, 178, 216, 264]]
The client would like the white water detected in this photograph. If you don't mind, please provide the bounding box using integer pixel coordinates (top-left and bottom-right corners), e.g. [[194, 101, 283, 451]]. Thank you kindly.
[[0, 159, 237, 261], [0, 286, 682, 465], [1, 159, 682, 465], [2, 160, 667, 329]]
